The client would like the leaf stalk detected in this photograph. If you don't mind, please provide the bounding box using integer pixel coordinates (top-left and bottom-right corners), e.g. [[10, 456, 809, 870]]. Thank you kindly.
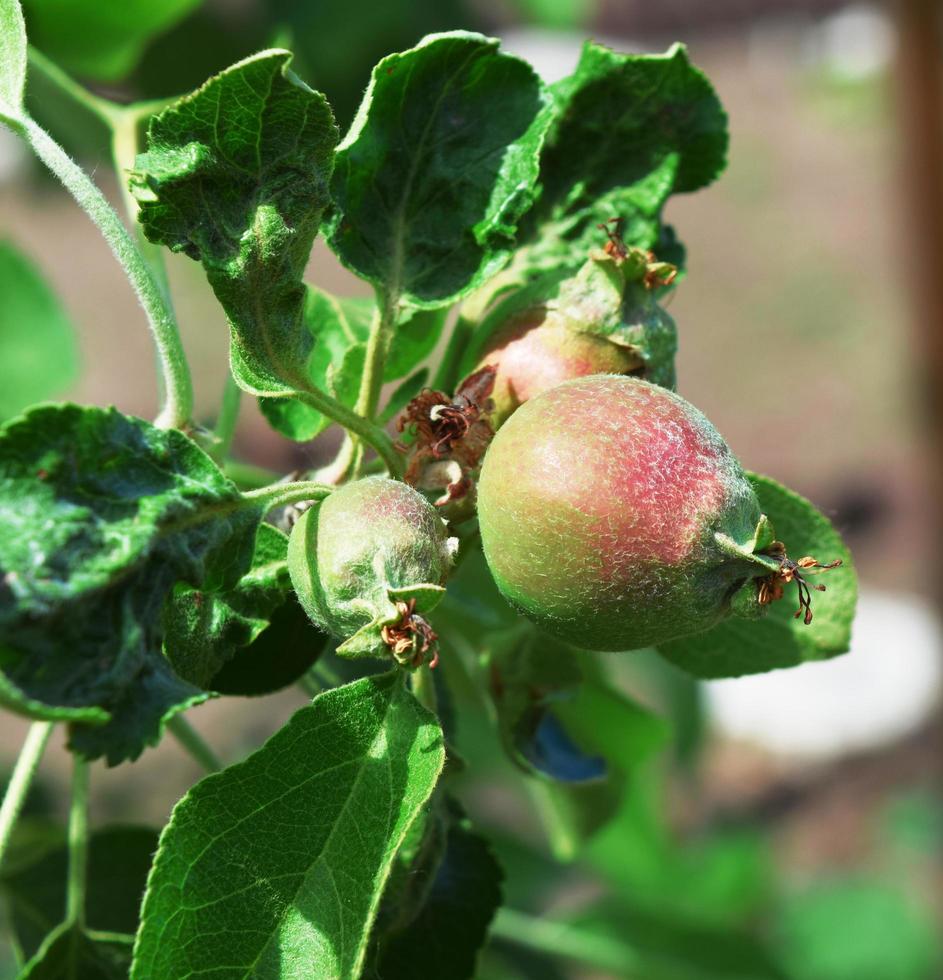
[[0, 721, 55, 871]]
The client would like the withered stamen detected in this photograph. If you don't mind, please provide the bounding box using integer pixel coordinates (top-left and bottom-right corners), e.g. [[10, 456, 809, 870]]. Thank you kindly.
[[757, 546, 842, 625], [380, 599, 439, 668]]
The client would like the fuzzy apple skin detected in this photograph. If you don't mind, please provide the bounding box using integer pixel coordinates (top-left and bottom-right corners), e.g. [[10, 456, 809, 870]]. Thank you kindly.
[[477, 376, 767, 651], [477, 309, 643, 427], [288, 476, 454, 642]]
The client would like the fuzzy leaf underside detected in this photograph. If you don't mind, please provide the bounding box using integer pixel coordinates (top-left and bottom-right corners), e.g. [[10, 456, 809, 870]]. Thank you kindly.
[[0, 404, 259, 763], [327, 31, 552, 309], [658, 473, 857, 679], [162, 522, 286, 684], [131, 49, 338, 398], [131, 674, 445, 980], [519, 41, 728, 270], [0, 241, 80, 421], [164, 522, 326, 695]]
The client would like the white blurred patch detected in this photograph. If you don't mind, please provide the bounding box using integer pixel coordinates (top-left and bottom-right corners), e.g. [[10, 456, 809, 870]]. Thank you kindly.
[[0, 127, 28, 184], [804, 4, 893, 80], [706, 590, 942, 759], [499, 28, 639, 85]]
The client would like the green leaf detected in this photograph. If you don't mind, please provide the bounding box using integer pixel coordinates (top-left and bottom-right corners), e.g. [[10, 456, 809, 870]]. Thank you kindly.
[[207, 596, 326, 697], [326, 31, 552, 309], [658, 473, 857, 679], [18, 923, 132, 979], [519, 41, 728, 270], [372, 819, 504, 980], [131, 673, 445, 980], [257, 290, 369, 441], [258, 292, 445, 443], [162, 523, 299, 689], [23, 0, 201, 81], [1, 825, 157, 961], [0, 404, 259, 764], [0, 241, 80, 421], [131, 50, 339, 399], [0, 0, 26, 123]]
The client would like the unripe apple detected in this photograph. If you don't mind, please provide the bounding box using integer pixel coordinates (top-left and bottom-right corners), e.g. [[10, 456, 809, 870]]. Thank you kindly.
[[476, 376, 783, 651], [288, 477, 456, 664], [467, 248, 677, 427]]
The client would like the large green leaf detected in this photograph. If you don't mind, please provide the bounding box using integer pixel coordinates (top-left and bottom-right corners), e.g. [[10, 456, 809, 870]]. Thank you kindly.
[[0, 241, 80, 421], [372, 819, 504, 980], [18, 923, 132, 979], [1, 825, 157, 961], [0, 404, 259, 764], [518, 41, 727, 270], [132, 673, 445, 980], [0, 0, 26, 123], [131, 50, 339, 398], [23, 0, 201, 81], [658, 473, 857, 679], [326, 31, 552, 309]]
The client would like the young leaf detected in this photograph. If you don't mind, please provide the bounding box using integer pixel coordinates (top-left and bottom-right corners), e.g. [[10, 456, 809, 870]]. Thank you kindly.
[[0, 404, 259, 764], [1, 825, 158, 961], [0, 0, 26, 123], [0, 241, 80, 421], [23, 0, 200, 82], [518, 42, 728, 270], [131, 673, 445, 980], [657, 473, 857, 679], [326, 31, 552, 309], [131, 50, 339, 399], [372, 818, 504, 980], [18, 922, 132, 979]]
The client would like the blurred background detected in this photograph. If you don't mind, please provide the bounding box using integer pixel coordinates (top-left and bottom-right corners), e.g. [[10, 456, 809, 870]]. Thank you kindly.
[[1, 1, 942, 978]]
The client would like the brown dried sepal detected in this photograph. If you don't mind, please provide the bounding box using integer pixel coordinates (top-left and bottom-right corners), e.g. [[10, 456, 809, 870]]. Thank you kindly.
[[595, 217, 677, 289], [397, 366, 497, 500], [381, 599, 440, 668], [757, 541, 842, 625]]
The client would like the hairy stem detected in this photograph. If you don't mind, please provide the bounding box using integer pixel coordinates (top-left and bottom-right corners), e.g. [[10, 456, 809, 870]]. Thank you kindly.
[[410, 667, 438, 716], [490, 908, 644, 977], [65, 756, 90, 928], [167, 715, 221, 772], [0, 722, 55, 871], [356, 303, 391, 422], [212, 376, 243, 463], [431, 314, 474, 393], [242, 480, 335, 513], [296, 387, 403, 478], [348, 293, 400, 478], [18, 116, 193, 430]]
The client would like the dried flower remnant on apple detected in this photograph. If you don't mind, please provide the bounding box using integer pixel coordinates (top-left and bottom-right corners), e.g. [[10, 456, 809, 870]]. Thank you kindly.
[[397, 366, 497, 521], [469, 221, 680, 427], [287, 477, 456, 667]]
